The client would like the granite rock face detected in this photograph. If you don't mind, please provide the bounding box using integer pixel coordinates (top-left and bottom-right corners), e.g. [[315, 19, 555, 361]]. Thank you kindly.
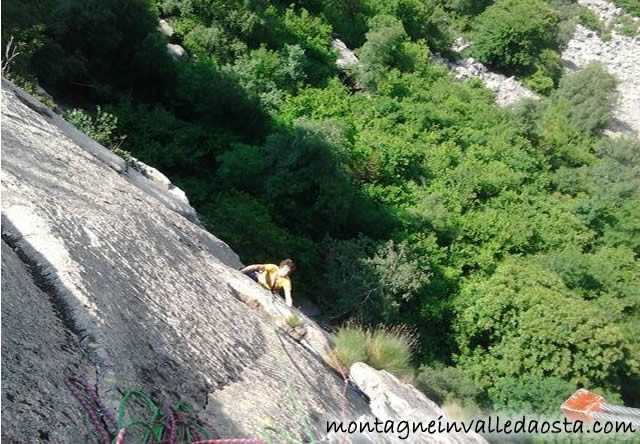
[[323, 364, 487, 444], [1, 79, 366, 442], [1, 79, 485, 444], [1, 241, 97, 443]]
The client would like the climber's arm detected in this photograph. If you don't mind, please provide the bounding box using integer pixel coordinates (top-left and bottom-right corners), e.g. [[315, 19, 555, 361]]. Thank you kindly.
[[240, 264, 266, 274], [282, 280, 292, 307]]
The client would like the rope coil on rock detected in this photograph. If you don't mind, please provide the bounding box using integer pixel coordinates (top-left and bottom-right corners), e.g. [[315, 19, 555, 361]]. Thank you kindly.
[[66, 376, 266, 444]]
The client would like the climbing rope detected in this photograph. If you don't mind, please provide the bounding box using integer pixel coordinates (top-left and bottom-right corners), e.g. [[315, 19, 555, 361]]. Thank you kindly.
[[65, 376, 118, 444], [66, 376, 266, 444]]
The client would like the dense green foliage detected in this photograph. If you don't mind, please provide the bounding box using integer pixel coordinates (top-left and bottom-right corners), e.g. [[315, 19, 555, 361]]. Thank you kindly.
[[4, 0, 639, 416], [471, 0, 558, 72]]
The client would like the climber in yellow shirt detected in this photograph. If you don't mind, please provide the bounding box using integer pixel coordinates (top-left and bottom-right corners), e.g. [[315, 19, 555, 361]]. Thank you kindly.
[[240, 259, 295, 307]]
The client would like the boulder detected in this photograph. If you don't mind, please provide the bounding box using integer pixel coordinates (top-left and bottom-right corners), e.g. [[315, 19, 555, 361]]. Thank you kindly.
[[332, 39, 359, 70], [167, 43, 186, 59], [158, 19, 174, 38]]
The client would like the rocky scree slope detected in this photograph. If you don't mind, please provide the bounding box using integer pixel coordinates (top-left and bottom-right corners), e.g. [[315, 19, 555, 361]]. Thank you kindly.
[[0, 79, 485, 444]]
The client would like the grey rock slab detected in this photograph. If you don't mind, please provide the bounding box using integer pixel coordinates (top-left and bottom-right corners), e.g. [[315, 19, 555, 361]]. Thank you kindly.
[[348, 363, 487, 444], [1, 241, 98, 443], [1, 79, 370, 441]]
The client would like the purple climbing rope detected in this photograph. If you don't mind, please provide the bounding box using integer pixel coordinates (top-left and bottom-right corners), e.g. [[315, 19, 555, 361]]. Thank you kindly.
[[164, 404, 178, 444], [65, 376, 117, 444]]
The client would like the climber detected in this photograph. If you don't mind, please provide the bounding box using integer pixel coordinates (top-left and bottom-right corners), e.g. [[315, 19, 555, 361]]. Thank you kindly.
[[240, 259, 295, 307]]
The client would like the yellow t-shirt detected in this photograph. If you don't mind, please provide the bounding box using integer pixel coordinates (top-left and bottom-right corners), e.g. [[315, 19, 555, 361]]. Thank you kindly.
[[257, 264, 292, 295]]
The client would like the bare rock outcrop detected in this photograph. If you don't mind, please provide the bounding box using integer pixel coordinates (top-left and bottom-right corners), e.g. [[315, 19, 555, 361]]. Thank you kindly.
[[1, 79, 484, 443], [432, 53, 539, 107], [333, 39, 359, 70], [158, 19, 175, 38], [167, 43, 186, 59], [323, 363, 487, 443]]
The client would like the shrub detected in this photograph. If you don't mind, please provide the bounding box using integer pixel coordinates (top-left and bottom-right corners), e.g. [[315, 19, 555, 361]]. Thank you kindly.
[[415, 363, 480, 406], [285, 314, 302, 328], [617, 14, 640, 36], [355, 15, 408, 90], [471, 0, 558, 73], [611, 0, 640, 16], [487, 374, 576, 414], [442, 399, 482, 421], [323, 237, 431, 324], [554, 62, 618, 135], [523, 69, 555, 95], [64, 106, 124, 148]]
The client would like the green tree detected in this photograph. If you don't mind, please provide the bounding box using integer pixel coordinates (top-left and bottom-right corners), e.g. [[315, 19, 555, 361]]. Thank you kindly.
[[553, 62, 618, 135], [355, 15, 408, 90], [454, 258, 633, 412], [471, 0, 558, 72], [323, 236, 431, 323]]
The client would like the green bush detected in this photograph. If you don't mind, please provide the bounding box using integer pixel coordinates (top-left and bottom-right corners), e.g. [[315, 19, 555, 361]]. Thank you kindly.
[[355, 15, 409, 91], [487, 374, 576, 414], [471, 0, 558, 72], [617, 14, 640, 36], [416, 363, 480, 405], [454, 258, 632, 409], [323, 236, 431, 324], [64, 106, 124, 148], [554, 62, 618, 135], [523, 69, 555, 95], [611, 0, 640, 16]]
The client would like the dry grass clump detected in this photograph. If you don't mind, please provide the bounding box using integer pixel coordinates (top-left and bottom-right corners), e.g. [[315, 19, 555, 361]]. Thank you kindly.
[[332, 323, 417, 380]]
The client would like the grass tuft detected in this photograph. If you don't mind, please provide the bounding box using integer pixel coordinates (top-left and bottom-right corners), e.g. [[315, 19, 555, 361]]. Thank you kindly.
[[332, 323, 417, 380], [285, 314, 302, 328], [367, 325, 417, 380], [333, 324, 369, 372]]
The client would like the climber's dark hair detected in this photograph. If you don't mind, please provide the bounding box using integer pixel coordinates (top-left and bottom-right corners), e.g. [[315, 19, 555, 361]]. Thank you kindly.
[[279, 259, 295, 272]]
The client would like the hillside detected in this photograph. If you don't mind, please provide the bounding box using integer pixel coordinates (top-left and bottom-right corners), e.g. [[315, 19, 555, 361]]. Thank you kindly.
[[2, 0, 639, 431]]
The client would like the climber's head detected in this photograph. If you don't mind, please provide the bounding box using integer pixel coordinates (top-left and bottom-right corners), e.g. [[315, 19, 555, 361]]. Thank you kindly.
[[279, 259, 295, 277]]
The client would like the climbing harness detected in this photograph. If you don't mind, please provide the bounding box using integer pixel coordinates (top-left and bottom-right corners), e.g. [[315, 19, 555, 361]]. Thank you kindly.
[[65, 376, 266, 444], [562, 389, 640, 426]]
